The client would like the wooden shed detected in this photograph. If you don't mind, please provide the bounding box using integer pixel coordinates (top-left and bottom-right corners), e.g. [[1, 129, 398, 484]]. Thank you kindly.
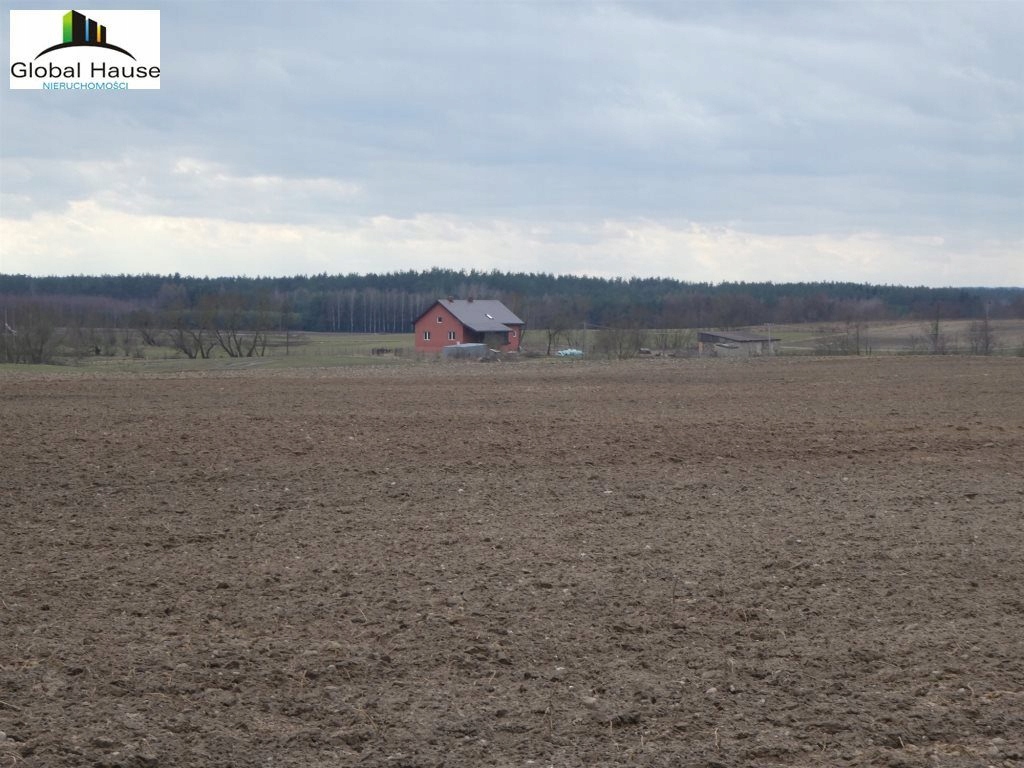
[[697, 331, 775, 357]]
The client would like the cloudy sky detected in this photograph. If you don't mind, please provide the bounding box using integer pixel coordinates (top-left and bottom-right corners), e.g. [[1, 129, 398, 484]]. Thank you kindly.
[[1, 1, 1022, 285]]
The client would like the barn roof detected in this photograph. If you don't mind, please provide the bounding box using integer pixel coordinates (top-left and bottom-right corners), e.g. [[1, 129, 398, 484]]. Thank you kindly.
[[429, 299, 524, 332], [698, 330, 771, 343]]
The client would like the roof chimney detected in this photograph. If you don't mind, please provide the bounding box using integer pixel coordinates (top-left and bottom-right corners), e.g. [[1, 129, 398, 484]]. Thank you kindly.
[[446, 296, 454, 302], [467, 296, 474, 302]]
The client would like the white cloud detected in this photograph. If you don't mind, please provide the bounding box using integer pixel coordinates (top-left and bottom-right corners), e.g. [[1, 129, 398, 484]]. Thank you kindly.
[[1, 201, 1020, 287], [0, 154, 361, 222]]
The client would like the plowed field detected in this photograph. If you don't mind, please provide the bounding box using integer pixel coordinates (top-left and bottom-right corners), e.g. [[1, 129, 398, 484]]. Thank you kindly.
[[2, 356, 1022, 767]]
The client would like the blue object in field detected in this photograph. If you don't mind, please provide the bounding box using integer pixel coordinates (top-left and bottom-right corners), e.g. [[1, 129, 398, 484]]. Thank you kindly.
[[556, 348, 584, 357]]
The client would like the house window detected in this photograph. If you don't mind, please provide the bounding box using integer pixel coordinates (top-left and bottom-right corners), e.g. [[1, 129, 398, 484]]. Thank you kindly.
[[448, 331, 456, 340], [510, 330, 517, 337], [423, 331, 431, 341], [436, 315, 443, 323]]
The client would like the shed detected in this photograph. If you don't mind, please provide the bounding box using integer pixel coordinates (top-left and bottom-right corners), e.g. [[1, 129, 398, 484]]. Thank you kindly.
[[441, 343, 496, 360], [698, 331, 776, 357]]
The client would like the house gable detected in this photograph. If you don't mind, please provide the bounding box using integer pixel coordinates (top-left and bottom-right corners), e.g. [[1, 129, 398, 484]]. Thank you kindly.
[[413, 299, 524, 353]]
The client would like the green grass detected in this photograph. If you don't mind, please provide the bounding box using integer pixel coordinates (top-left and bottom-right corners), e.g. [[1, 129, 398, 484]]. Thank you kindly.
[[7, 332, 420, 374], [5, 321, 1023, 374], [0, 362, 94, 375], [288, 331, 415, 359], [758, 319, 1024, 355]]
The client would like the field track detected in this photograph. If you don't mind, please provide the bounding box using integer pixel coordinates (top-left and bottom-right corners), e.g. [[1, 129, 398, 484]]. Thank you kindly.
[[2, 356, 1022, 767]]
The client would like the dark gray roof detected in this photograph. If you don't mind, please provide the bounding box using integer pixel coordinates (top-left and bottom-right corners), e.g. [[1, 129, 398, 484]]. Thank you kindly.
[[436, 299, 524, 332], [699, 330, 771, 343]]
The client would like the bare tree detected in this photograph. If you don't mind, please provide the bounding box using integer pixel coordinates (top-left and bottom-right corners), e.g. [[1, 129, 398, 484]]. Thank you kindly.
[[654, 328, 695, 355], [925, 312, 949, 354], [0, 302, 63, 363], [131, 308, 163, 346], [543, 313, 574, 355], [526, 296, 574, 355], [815, 322, 870, 356], [590, 324, 645, 359], [166, 309, 215, 359], [210, 293, 272, 358], [967, 315, 997, 355]]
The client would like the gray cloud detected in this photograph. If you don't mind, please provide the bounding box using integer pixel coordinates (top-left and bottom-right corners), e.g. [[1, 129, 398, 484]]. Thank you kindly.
[[1, 0, 1021, 283]]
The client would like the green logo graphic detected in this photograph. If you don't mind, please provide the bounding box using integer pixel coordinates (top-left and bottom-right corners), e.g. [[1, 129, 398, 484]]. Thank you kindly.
[[35, 10, 136, 60]]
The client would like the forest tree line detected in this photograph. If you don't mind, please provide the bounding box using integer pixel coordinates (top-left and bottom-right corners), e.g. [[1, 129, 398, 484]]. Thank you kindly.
[[1, 269, 1022, 362]]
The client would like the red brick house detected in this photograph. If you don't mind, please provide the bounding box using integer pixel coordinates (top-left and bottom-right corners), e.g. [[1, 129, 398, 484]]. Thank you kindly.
[[413, 298, 525, 354]]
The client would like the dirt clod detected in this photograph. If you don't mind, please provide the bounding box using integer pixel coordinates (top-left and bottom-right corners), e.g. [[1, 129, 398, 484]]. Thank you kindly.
[[2, 357, 1022, 766]]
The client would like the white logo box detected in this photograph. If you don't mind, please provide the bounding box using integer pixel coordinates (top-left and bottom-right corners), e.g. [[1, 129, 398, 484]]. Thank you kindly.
[[9, 10, 161, 90]]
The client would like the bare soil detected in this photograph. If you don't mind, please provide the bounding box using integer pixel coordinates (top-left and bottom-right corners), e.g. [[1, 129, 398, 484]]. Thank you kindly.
[[2, 356, 1022, 767]]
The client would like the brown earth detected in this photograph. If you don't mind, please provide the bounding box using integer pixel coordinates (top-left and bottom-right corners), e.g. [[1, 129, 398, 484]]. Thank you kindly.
[[1, 356, 1022, 767]]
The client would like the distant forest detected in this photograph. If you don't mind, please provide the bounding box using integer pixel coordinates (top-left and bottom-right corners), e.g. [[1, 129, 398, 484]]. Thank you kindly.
[[1, 269, 1022, 336]]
